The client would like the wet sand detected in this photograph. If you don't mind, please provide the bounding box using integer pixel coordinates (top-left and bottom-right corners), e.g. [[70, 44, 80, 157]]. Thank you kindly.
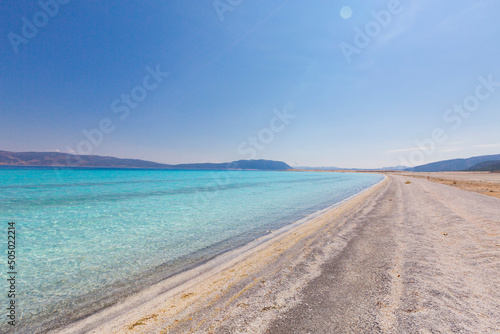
[[56, 175, 500, 333]]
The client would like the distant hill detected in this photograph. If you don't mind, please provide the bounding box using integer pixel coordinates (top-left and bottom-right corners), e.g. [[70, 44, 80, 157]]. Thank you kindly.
[[0, 150, 168, 168], [466, 160, 500, 172], [406, 154, 500, 172], [173, 160, 291, 170], [0, 150, 291, 170]]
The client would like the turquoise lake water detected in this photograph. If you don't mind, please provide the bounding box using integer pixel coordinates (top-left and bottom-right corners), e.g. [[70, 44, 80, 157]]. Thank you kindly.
[[0, 168, 383, 332]]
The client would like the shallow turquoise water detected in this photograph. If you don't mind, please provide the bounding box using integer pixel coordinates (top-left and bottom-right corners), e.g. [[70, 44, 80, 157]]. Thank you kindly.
[[0, 168, 382, 332]]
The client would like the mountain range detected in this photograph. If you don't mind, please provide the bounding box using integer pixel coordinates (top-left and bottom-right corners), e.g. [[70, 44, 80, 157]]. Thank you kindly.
[[0, 150, 291, 171], [406, 154, 500, 172], [298, 155, 500, 172], [466, 160, 500, 172], [2, 150, 499, 172]]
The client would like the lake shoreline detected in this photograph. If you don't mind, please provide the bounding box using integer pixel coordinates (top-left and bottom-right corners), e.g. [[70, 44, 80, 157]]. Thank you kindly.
[[54, 177, 387, 333], [57, 174, 500, 333]]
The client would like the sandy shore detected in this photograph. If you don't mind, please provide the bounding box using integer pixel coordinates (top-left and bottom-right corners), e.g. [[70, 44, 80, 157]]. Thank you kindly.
[[395, 171, 500, 199], [56, 175, 500, 333]]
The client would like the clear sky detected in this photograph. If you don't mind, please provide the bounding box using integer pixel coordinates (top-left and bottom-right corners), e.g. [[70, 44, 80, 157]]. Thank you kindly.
[[1, 0, 500, 168]]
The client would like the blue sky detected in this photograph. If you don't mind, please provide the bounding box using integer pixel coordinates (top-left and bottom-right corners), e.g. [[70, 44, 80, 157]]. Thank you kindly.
[[1, 0, 500, 168]]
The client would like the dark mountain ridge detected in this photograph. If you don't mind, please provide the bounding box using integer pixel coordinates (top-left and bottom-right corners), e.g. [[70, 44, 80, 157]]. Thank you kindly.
[[0, 150, 291, 170], [406, 154, 500, 172], [466, 160, 500, 172]]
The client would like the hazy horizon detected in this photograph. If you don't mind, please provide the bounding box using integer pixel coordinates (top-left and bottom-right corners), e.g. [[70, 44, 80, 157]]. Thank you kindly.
[[2, 1, 500, 168]]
